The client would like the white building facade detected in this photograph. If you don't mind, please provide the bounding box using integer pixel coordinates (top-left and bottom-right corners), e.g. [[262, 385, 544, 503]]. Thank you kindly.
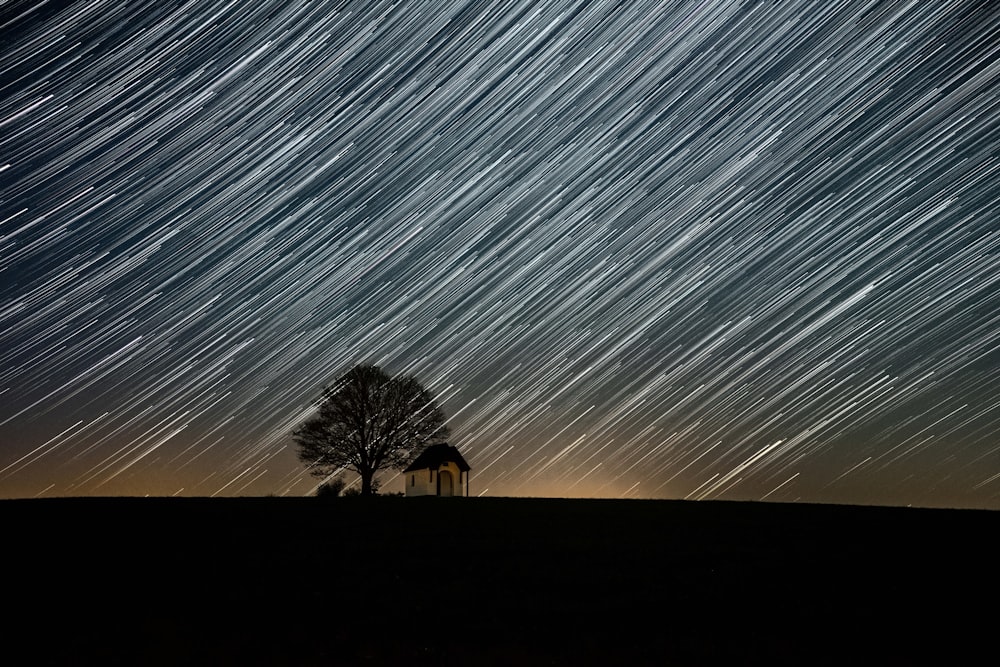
[[403, 444, 471, 497]]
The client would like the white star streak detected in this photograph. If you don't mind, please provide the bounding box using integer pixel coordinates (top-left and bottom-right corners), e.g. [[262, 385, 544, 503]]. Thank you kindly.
[[1, 1, 998, 507]]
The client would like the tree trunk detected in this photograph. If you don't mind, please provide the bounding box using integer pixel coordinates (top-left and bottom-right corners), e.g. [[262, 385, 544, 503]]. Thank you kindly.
[[360, 469, 375, 496]]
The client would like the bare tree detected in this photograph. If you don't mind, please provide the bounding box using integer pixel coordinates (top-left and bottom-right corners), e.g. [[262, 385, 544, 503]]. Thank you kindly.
[[293, 364, 449, 496]]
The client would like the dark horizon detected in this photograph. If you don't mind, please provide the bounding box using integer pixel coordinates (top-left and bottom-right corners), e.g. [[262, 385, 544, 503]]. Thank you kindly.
[[6, 494, 998, 666], [2, 1, 999, 508], [2, 490, 996, 514]]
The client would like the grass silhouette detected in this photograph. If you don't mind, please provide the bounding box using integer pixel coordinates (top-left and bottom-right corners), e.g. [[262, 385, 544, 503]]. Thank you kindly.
[[4, 496, 995, 666]]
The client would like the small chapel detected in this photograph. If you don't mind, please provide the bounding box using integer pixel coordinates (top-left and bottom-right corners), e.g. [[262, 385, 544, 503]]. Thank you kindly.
[[403, 443, 471, 497]]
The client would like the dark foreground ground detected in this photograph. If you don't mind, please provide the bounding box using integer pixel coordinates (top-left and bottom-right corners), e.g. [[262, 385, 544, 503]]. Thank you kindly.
[[3, 496, 997, 666]]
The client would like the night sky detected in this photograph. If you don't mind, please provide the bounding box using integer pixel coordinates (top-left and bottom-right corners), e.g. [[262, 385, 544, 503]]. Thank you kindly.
[[2, 1, 998, 507]]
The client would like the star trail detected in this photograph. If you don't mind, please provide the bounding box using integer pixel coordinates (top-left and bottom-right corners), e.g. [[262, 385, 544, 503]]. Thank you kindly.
[[1, 0, 999, 507]]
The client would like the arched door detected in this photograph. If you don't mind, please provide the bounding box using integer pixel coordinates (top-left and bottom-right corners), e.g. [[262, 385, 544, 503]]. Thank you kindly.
[[438, 470, 454, 496]]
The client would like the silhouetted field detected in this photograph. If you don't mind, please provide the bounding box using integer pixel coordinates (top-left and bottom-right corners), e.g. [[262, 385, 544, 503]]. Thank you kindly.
[[4, 496, 996, 665]]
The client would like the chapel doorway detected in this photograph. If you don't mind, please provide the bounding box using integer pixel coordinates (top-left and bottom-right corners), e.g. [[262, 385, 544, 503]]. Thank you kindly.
[[438, 470, 454, 496]]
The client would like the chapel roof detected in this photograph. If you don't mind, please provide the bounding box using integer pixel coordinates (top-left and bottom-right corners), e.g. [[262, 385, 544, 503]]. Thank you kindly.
[[403, 443, 471, 473]]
